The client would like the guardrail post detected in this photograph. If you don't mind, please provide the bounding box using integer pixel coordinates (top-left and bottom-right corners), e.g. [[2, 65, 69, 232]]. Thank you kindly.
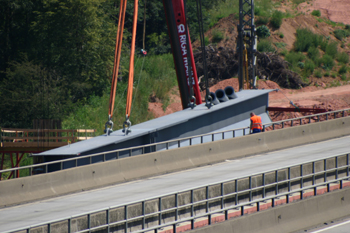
[[300, 164, 303, 200], [235, 180, 238, 205], [106, 209, 110, 233], [335, 156, 338, 180], [166, 142, 169, 150], [48, 223, 51, 233], [221, 183, 224, 209], [206, 186, 209, 213], [262, 174, 265, 198], [212, 134, 214, 142], [201, 136, 203, 144], [243, 128, 246, 136], [347, 154, 349, 177], [233, 130, 235, 138], [129, 149, 132, 157], [142, 201, 145, 229], [324, 159, 329, 192], [313, 162, 316, 196], [191, 190, 194, 229], [190, 138, 192, 146], [116, 151, 119, 159], [275, 170, 278, 196], [159, 198, 162, 226], [282, 122, 284, 128], [249, 176, 252, 201], [287, 168, 291, 203], [291, 120, 293, 127], [175, 193, 178, 222], [88, 213, 91, 230], [68, 218, 71, 233], [300, 118, 302, 125], [125, 205, 128, 233]]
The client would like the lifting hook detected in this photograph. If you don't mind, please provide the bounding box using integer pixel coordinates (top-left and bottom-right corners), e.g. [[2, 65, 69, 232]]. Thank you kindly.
[[122, 114, 132, 135], [104, 115, 114, 136], [205, 94, 213, 109]]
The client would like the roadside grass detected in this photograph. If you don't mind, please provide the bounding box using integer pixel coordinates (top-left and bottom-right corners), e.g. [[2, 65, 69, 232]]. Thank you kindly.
[[62, 54, 177, 135]]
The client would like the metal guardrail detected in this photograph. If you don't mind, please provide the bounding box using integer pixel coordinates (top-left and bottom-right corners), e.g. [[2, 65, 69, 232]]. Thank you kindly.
[[0, 108, 349, 178], [7, 152, 350, 233]]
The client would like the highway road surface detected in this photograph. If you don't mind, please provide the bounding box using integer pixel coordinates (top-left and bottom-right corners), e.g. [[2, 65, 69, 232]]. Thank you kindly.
[[311, 219, 350, 233], [1, 135, 350, 232]]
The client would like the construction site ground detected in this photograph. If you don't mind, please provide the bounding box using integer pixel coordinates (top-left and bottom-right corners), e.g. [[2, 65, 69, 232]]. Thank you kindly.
[[149, 0, 350, 122]]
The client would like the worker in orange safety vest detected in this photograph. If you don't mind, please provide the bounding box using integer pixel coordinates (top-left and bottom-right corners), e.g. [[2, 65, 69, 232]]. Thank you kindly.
[[250, 112, 262, 134]]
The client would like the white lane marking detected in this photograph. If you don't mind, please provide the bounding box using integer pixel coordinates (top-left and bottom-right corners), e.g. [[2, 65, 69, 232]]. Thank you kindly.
[[311, 219, 350, 232]]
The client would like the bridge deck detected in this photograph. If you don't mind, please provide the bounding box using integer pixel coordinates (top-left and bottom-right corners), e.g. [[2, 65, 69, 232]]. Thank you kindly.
[[1, 135, 349, 232]]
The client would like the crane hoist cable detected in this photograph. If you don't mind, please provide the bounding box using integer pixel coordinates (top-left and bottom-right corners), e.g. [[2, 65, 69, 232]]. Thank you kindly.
[[195, 0, 212, 109], [122, 0, 139, 135], [105, 0, 139, 136], [105, 0, 127, 135]]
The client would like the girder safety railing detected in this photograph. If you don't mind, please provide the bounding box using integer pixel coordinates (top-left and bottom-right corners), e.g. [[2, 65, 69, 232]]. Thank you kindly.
[[0, 108, 349, 179], [6, 152, 350, 233]]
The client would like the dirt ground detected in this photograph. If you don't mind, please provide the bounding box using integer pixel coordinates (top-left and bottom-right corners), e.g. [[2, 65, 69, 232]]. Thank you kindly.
[[148, 0, 350, 121], [148, 78, 350, 121]]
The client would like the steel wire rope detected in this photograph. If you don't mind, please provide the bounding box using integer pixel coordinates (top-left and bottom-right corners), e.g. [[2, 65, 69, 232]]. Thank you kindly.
[[195, 0, 211, 108], [130, 54, 146, 117], [276, 88, 299, 109]]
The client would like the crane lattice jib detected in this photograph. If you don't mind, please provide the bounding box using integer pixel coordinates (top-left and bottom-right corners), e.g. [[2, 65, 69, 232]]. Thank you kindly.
[[238, 0, 257, 90]]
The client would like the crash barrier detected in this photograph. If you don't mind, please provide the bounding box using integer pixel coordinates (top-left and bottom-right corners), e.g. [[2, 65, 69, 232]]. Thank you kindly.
[[6, 152, 350, 233], [1, 115, 350, 207], [0, 108, 349, 179]]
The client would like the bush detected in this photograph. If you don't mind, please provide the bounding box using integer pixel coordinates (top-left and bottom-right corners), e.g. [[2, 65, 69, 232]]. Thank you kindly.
[[255, 16, 270, 25], [325, 41, 338, 58], [333, 29, 350, 41], [279, 49, 288, 56], [336, 52, 349, 63], [341, 74, 347, 81], [211, 29, 224, 43], [270, 11, 283, 29], [307, 46, 319, 61], [314, 69, 323, 78], [279, 32, 284, 38], [294, 28, 323, 52], [297, 61, 305, 68], [285, 52, 305, 68], [311, 10, 321, 17], [256, 25, 271, 38], [304, 60, 315, 75], [324, 71, 330, 77], [338, 64, 347, 74], [321, 54, 335, 70], [320, 38, 328, 51], [345, 24, 350, 30], [275, 42, 287, 48], [257, 39, 275, 53]]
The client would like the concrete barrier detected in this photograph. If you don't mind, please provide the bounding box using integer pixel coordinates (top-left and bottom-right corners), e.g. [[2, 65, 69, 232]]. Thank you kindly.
[[190, 188, 350, 233], [1, 117, 350, 207]]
